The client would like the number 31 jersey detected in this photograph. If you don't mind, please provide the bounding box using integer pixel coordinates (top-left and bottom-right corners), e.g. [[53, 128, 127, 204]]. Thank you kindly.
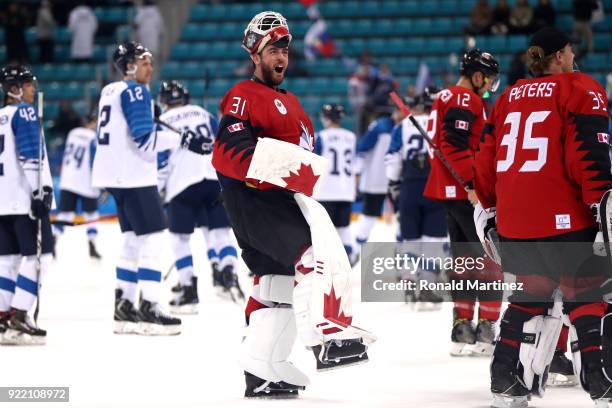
[[59, 127, 99, 198], [313, 126, 357, 202], [157, 104, 218, 203], [474, 72, 612, 238]]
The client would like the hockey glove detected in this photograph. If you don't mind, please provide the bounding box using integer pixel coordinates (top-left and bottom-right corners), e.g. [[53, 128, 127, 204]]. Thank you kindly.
[[473, 203, 501, 265], [388, 179, 401, 213], [30, 186, 53, 220], [181, 129, 207, 155], [591, 189, 612, 257]]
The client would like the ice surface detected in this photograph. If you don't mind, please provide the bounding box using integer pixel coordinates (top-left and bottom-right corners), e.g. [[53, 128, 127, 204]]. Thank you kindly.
[[1, 221, 595, 408]]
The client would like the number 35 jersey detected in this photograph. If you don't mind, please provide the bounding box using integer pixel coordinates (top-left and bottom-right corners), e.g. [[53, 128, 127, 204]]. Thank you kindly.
[[474, 72, 612, 238], [157, 104, 219, 203], [59, 127, 99, 198]]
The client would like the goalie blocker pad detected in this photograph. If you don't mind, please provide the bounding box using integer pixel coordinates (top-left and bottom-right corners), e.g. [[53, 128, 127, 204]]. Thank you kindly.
[[246, 137, 329, 196], [518, 302, 563, 397], [292, 193, 377, 347]]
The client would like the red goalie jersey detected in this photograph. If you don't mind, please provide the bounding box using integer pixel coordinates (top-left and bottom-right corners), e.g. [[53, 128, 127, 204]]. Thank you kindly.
[[474, 72, 612, 238], [211, 78, 315, 188], [424, 85, 486, 201]]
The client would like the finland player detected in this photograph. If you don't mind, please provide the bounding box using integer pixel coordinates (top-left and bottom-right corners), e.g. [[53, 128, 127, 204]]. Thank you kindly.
[[313, 104, 358, 264], [385, 90, 447, 307], [54, 112, 102, 259], [156, 80, 243, 312], [212, 12, 374, 398], [352, 103, 393, 251], [0, 65, 52, 345], [92, 42, 207, 335]]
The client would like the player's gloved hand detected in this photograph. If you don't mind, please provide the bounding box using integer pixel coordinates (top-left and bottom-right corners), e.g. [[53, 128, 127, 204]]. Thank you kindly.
[[591, 202, 608, 257], [473, 203, 501, 265], [388, 179, 401, 212], [29, 186, 53, 220], [181, 129, 206, 155]]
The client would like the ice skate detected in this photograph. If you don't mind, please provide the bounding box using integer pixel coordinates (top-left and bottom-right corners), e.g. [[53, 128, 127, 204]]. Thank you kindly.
[[490, 356, 531, 408], [114, 294, 141, 335], [218, 265, 245, 303], [88, 240, 102, 259], [311, 338, 369, 371], [473, 319, 495, 357], [169, 276, 199, 314], [0, 310, 13, 343], [546, 350, 577, 387], [450, 318, 476, 356], [587, 369, 612, 407], [138, 299, 181, 335], [244, 371, 304, 399], [211, 262, 223, 288], [2, 308, 46, 346]]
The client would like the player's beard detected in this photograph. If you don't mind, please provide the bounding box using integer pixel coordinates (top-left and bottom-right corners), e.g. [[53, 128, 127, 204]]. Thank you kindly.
[[261, 62, 285, 87]]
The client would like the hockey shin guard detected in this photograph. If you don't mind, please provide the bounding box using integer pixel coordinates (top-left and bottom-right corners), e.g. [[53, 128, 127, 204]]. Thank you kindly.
[[11, 254, 51, 312], [0, 255, 21, 311], [170, 233, 194, 286], [137, 231, 165, 303], [116, 231, 139, 304]]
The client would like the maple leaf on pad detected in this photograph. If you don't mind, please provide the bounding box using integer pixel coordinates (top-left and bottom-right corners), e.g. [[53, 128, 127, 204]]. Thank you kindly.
[[282, 163, 320, 196]]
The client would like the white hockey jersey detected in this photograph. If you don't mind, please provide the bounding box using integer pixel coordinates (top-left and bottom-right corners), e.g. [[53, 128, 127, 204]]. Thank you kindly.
[[356, 116, 393, 194], [59, 126, 100, 198], [157, 104, 218, 203], [0, 103, 53, 215], [385, 114, 430, 181], [313, 126, 357, 202], [92, 80, 180, 189]]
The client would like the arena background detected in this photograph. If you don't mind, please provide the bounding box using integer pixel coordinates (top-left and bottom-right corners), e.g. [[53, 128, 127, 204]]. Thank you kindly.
[[1, 0, 610, 216]]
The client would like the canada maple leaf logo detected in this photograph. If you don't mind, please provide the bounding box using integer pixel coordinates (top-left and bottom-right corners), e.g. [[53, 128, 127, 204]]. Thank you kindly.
[[282, 162, 319, 196], [323, 283, 352, 330]]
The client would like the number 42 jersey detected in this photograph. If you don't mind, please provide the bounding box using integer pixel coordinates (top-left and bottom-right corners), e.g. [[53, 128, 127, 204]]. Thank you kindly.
[[474, 72, 612, 238]]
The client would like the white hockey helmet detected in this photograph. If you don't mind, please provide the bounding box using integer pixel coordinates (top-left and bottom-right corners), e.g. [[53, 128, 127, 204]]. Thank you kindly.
[[242, 11, 292, 55]]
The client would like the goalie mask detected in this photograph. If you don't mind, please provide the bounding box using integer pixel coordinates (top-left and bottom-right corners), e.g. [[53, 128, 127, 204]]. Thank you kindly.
[[242, 11, 292, 55]]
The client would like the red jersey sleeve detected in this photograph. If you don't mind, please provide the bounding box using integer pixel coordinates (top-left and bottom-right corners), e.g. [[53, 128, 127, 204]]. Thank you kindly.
[[212, 84, 257, 181], [562, 76, 612, 206], [439, 89, 484, 187], [474, 103, 500, 209]]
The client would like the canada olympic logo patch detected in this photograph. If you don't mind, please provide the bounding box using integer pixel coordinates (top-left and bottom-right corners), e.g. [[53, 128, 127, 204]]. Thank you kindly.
[[274, 99, 287, 115]]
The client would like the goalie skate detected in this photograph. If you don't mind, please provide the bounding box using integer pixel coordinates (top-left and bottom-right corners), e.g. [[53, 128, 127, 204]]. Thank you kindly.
[[311, 338, 369, 371], [244, 371, 304, 399]]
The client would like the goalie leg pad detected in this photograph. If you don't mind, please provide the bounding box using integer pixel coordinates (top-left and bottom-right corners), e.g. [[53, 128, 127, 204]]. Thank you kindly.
[[259, 275, 294, 304], [517, 302, 563, 396], [292, 194, 377, 346], [239, 306, 310, 387]]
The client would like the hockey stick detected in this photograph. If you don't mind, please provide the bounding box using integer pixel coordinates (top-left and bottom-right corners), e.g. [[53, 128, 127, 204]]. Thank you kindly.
[[34, 91, 44, 323], [50, 214, 117, 226], [389, 91, 468, 189], [154, 117, 181, 135]]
